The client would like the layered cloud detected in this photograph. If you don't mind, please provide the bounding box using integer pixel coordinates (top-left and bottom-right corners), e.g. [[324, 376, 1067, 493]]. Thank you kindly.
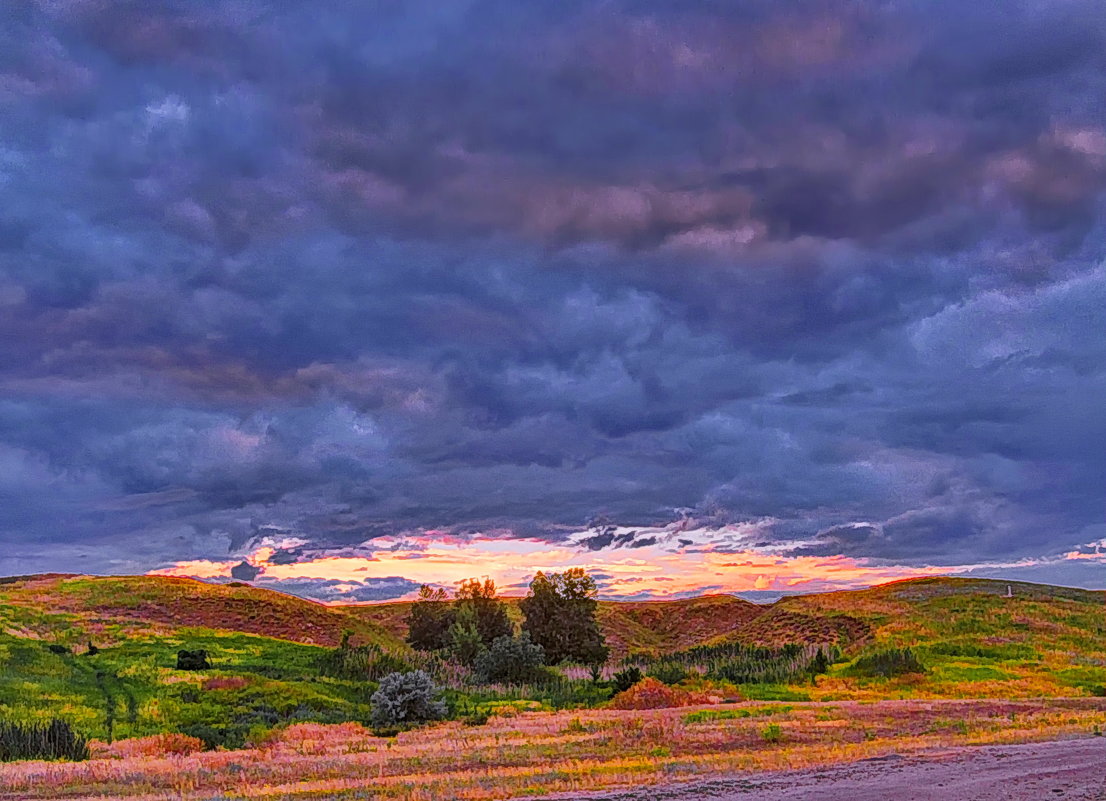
[[1, 1, 1104, 594]]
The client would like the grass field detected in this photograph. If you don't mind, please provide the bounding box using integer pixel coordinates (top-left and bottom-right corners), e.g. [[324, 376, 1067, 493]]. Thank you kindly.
[[2, 698, 1104, 800]]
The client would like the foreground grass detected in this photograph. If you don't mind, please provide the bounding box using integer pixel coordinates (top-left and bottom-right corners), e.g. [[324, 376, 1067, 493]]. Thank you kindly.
[[2, 698, 1104, 801]]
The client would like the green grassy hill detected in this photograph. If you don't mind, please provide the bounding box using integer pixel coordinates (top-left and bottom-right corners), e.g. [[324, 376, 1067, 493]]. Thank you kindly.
[[778, 577, 1106, 698], [1, 573, 1103, 747], [0, 574, 408, 746]]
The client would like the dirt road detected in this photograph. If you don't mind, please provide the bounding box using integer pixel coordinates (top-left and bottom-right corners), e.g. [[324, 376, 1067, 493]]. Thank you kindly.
[[542, 738, 1106, 800]]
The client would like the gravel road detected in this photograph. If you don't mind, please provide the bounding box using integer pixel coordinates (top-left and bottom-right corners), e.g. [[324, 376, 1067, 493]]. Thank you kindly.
[[540, 738, 1106, 800]]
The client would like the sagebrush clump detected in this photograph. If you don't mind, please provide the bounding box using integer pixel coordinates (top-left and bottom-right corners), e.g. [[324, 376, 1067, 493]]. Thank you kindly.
[[370, 671, 447, 727]]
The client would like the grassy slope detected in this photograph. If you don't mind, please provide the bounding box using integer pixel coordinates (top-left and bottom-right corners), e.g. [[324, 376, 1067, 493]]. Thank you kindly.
[[0, 575, 407, 740], [780, 577, 1106, 698]]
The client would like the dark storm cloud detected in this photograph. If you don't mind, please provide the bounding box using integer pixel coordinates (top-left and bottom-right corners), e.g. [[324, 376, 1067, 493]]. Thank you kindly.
[[1, 0, 1105, 586]]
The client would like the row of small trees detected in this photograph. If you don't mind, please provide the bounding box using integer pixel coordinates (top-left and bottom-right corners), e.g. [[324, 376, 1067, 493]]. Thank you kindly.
[[405, 568, 609, 670]]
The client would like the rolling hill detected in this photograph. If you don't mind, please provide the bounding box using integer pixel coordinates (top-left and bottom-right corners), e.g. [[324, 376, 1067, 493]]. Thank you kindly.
[[0, 573, 405, 650], [347, 592, 869, 659], [0, 574, 409, 745], [1, 572, 1104, 746]]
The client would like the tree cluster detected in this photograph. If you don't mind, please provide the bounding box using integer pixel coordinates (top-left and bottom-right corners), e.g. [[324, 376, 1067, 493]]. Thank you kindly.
[[405, 569, 609, 673]]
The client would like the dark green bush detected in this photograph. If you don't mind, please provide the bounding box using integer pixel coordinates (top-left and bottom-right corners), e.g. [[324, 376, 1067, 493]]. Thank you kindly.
[[647, 662, 689, 685], [629, 642, 839, 686], [612, 666, 643, 694], [176, 649, 211, 670], [1087, 684, 1106, 697], [0, 720, 89, 762], [851, 648, 925, 678], [473, 633, 548, 684], [46, 644, 70, 655]]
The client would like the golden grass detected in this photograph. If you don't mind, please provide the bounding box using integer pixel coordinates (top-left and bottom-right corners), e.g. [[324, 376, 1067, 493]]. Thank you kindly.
[[3, 698, 1103, 801]]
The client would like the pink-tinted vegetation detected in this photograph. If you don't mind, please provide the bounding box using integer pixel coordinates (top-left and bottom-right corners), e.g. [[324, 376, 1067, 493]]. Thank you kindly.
[[609, 677, 724, 710]]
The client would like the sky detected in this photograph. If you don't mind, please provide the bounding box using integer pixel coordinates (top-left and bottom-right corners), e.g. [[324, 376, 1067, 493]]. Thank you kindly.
[[2, 0, 1105, 603]]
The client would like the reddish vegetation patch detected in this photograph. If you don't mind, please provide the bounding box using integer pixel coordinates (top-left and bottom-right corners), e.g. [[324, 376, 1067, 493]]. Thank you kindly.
[[609, 677, 723, 710], [730, 609, 871, 647], [202, 676, 249, 691], [89, 734, 205, 760], [600, 595, 767, 658], [258, 722, 373, 755]]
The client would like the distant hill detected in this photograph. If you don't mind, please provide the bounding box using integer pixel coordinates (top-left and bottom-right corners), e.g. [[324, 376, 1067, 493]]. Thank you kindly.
[[348, 590, 869, 658], [345, 576, 1105, 673], [0, 573, 404, 650]]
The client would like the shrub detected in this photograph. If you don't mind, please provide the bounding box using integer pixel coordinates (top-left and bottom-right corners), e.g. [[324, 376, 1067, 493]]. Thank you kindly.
[[370, 671, 447, 727], [851, 648, 925, 678], [647, 662, 689, 685], [474, 632, 548, 684], [318, 637, 410, 681], [1087, 684, 1106, 697], [89, 733, 204, 760], [630, 642, 836, 686], [46, 644, 70, 655], [608, 678, 719, 710], [612, 666, 643, 694], [176, 649, 211, 671], [0, 719, 89, 762], [761, 723, 783, 743], [178, 723, 241, 751]]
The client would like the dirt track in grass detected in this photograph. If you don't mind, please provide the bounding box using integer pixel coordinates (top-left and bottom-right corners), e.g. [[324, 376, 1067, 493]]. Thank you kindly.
[[544, 737, 1106, 801]]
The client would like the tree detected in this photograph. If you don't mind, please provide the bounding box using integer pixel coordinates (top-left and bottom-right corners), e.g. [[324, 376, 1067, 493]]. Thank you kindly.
[[446, 603, 486, 666], [519, 568, 609, 666], [406, 585, 456, 651], [455, 578, 512, 647]]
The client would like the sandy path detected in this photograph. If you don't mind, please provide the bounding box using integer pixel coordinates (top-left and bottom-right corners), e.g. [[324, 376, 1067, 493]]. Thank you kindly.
[[541, 738, 1106, 801]]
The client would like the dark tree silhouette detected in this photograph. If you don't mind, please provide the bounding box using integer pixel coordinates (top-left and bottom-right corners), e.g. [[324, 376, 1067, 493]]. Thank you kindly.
[[520, 568, 609, 666], [405, 585, 456, 651]]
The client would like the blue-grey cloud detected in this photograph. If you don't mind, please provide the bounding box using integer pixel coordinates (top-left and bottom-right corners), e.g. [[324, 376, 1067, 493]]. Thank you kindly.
[[1, 0, 1104, 589]]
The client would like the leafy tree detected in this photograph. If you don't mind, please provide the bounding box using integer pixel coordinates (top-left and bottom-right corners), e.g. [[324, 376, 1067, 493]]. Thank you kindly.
[[446, 604, 486, 666], [406, 585, 456, 651], [519, 569, 609, 666], [473, 632, 549, 684], [370, 670, 447, 727], [455, 578, 512, 647]]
